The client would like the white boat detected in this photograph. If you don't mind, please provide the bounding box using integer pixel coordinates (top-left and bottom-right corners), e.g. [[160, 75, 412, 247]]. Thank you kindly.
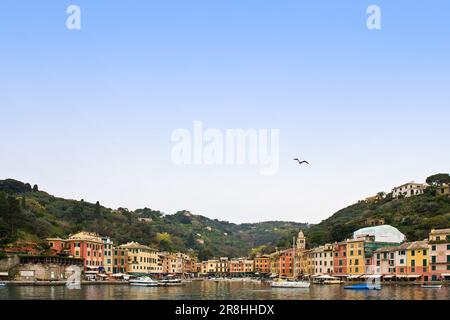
[[129, 276, 159, 287], [421, 284, 442, 289], [159, 278, 183, 286], [271, 279, 310, 288], [0, 283, 6, 287], [313, 275, 343, 284]]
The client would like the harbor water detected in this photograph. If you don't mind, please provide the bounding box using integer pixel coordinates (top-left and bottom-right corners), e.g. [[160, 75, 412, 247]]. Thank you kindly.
[[0, 280, 448, 300]]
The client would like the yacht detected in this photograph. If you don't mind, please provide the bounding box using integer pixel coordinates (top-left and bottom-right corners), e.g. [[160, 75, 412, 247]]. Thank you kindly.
[[159, 278, 183, 286], [129, 276, 159, 287], [271, 279, 310, 288]]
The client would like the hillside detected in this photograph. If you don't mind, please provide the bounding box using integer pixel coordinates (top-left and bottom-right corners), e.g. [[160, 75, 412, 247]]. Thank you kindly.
[[303, 189, 450, 247], [0, 179, 307, 259]]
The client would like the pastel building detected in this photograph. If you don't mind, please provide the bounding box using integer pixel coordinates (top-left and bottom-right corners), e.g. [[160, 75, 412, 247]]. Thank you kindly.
[[392, 181, 427, 198], [428, 228, 450, 281], [405, 240, 429, 281], [333, 242, 347, 275], [254, 255, 271, 274], [113, 246, 127, 273], [102, 236, 113, 274], [48, 232, 104, 272], [120, 242, 161, 275]]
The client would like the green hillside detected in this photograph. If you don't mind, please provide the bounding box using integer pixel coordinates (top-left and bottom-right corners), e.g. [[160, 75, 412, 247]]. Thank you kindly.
[[0, 179, 307, 259], [304, 187, 450, 247]]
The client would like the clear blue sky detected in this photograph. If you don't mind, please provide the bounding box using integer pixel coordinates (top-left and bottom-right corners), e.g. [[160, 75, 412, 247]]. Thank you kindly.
[[1, 1, 449, 223]]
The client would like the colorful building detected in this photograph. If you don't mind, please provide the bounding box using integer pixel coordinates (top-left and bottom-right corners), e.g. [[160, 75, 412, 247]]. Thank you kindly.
[[102, 236, 113, 274], [428, 228, 450, 281], [48, 232, 105, 272], [113, 246, 127, 273], [120, 242, 161, 275], [333, 242, 347, 275], [254, 255, 271, 274], [346, 237, 365, 277]]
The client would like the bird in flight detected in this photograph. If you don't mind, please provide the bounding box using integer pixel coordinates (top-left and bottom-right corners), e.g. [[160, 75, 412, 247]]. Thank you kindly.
[[293, 158, 309, 165]]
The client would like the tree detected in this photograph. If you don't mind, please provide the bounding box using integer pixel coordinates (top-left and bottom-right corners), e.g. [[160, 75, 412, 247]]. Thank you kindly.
[[20, 196, 27, 209], [426, 173, 450, 187], [94, 201, 101, 216], [32, 184, 39, 192]]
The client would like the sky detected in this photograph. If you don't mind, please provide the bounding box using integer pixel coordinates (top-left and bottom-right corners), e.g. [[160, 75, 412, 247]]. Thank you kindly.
[[0, 1, 449, 224]]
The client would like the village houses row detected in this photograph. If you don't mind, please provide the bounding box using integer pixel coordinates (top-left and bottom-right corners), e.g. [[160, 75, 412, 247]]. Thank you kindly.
[[45, 226, 450, 282]]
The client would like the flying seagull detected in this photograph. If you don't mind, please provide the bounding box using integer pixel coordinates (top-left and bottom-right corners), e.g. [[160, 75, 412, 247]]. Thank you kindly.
[[293, 158, 309, 165]]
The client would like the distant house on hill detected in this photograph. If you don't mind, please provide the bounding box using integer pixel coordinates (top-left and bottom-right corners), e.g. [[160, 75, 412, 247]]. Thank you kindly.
[[436, 184, 450, 196], [392, 181, 428, 198]]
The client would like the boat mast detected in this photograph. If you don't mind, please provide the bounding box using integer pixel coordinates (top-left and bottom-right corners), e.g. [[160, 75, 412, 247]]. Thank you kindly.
[[292, 236, 296, 279]]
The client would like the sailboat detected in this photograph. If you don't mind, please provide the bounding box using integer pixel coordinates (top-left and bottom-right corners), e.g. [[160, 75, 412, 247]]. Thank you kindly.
[[271, 236, 310, 289]]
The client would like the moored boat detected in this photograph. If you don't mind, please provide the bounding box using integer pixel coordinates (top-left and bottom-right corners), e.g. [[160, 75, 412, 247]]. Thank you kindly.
[[129, 276, 159, 287], [271, 279, 310, 288], [159, 278, 183, 286], [421, 284, 442, 289], [344, 283, 381, 290]]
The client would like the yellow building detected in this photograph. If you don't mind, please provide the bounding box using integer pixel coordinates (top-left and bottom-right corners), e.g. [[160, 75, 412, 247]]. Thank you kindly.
[[405, 240, 429, 280], [120, 242, 161, 275], [346, 238, 365, 276]]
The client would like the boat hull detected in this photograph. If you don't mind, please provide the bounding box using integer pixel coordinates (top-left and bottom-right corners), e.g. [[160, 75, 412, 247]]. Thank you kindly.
[[271, 281, 310, 288], [344, 284, 381, 290]]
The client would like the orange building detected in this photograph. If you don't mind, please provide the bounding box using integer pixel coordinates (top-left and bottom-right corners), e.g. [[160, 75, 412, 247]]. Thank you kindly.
[[333, 242, 347, 275], [277, 248, 294, 277], [254, 255, 271, 274]]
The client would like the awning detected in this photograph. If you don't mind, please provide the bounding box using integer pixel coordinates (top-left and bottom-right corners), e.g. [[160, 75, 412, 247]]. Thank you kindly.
[[0, 272, 8, 276], [441, 273, 450, 277], [316, 275, 339, 280], [362, 274, 382, 279], [406, 275, 420, 278], [84, 271, 99, 274], [383, 275, 394, 278], [347, 275, 361, 279], [112, 273, 126, 277]]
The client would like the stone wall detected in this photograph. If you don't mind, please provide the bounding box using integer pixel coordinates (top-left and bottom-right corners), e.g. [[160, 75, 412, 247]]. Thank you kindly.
[[11, 263, 75, 281]]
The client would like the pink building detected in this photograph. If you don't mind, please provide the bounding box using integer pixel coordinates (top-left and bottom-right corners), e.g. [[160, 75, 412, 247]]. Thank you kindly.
[[428, 229, 450, 281]]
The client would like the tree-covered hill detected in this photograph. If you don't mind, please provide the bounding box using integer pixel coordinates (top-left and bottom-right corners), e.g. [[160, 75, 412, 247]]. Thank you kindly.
[[303, 185, 450, 247], [0, 179, 307, 259]]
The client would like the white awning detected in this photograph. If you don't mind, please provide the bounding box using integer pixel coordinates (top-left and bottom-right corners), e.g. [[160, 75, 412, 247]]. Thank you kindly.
[[441, 273, 450, 277], [112, 273, 127, 277], [0, 272, 8, 276], [362, 274, 382, 279], [347, 275, 361, 279], [383, 275, 394, 278], [316, 275, 339, 280]]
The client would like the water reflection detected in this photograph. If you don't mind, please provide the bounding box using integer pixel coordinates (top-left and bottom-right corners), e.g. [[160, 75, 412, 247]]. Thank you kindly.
[[0, 282, 448, 300]]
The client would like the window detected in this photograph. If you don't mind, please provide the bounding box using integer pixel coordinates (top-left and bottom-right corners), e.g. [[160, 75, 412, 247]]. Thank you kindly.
[[411, 250, 415, 256], [432, 245, 436, 251], [431, 256, 436, 263]]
